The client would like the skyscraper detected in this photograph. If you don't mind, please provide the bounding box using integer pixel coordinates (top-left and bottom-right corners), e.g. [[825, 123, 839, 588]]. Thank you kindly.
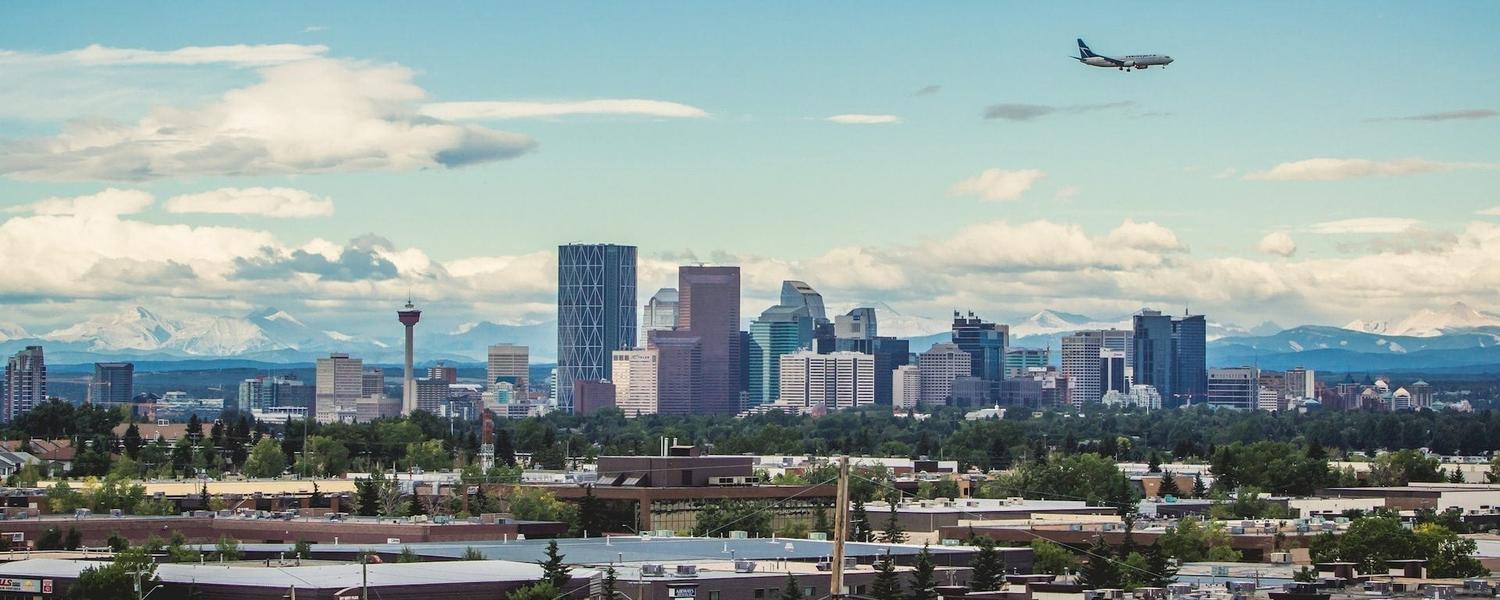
[[427, 362, 458, 384], [4, 346, 46, 422], [779, 280, 827, 322], [648, 330, 702, 416], [398, 300, 422, 415], [777, 350, 875, 410], [1061, 331, 1103, 407], [834, 308, 877, 340], [677, 266, 740, 414], [486, 344, 529, 392], [951, 311, 1007, 383], [1133, 309, 1206, 407], [1003, 348, 1049, 379], [1285, 367, 1315, 400], [892, 365, 921, 412], [558, 243, 638, 413], [917, 342, 971, 407], [747, 304, 814, 408], [1172, 314, 1207, 405], [1207, 367, 1258, 410], [315, 353, 363, 423], [90, 362, 134, 406], [641, 287, 679, 344], [611, 349, 659, 417]]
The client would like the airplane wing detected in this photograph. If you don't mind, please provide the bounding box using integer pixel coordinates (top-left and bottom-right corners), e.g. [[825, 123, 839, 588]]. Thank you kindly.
[[1093, 53, 1126, 66]]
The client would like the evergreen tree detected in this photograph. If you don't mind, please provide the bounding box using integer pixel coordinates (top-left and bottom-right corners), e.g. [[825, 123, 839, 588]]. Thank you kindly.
[[1119, 512, 1138, 558], [1142, 541, 1178, 587], [1078, 536, 1123, 589], [575, 485, 607, 537], [969, 539, 1003, 592], [354, 471, 382, 516], [539, 539, 571, 589], [1111, 475, 1134, 516], [881, 498, 907, 544], [603, 566, 619, 600], [1447, 469, 1465, 483], [871, 552, 903, 600], [187, 414, 203, 438], [1191, 473, 1208, 498], [778, 574, 805, 600], [851, 499, 874, 542], [907, 544, 937, 600], [813, 503, 831, 537], [496, 428, 517, 467], [1158, 470, 1182, 498], [1306, 440, 1326, 461], [1147, 453, 1162, 473], [123, 423, 142, 460]]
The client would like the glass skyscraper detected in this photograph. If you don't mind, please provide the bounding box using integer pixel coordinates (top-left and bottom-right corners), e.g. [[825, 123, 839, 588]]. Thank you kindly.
[[747, 304, 814, 407], [677, 266, 740, 415], [951, 311, 1007, 383], [1132, 309, 1207, 408], [557, 243, 637, 413]]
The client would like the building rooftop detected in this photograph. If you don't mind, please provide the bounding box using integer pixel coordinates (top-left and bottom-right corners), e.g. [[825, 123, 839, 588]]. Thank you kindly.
[[0, 558, 558, 590]]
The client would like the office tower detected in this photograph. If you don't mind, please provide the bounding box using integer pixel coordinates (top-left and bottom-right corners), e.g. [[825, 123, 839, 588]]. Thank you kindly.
[[239, 377, 265, 412], [427, 362, 458, 385], [1101, 349, 1128, 395], [641, 288, 679, 344], [1207, 367, 1258, 410], [779, 280, 827, 322], [747, 304, 814, 407], [1410, 380, 1433, 409], [1004, 348, 1049, 379], [4, 346, 46, 422], [1100, 330, 1134, 370], [573, 380, 617, 415], [414, 378, 450, 414], [1061, 331, 1103, 407], [1133, 309, 1206, 407], [835, 308, 877, 340], [90, 362, 134, 405], [917, 342, 971, 407], [266, 375, 314, 410], [558, 243, 638, 413], [361, 368, 385, 397], [315, 353, 364, 423], [777, 351, 875, 410], [1285, 367, 1315, 400], [648, 330, 702, 416], [1258, 386, 1283, 411], [951, 311, 1007, 382], [611, 349, 660, 417], [677, 266, 740, 414], [892, 365, 921, 412], [951, 377, 990, 407], [812, 321, 838, 354], [486, 344, 529, 392], [397, 300, 422, 415], [868, 337, 910, 406]]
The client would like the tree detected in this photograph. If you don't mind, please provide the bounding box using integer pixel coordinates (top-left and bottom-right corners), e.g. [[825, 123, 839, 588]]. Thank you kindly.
[[1210, 441, 1330, 496], [850, 499, 874, 542], [1141, 542, 1178, 588], [462, 546, 485, 560], [496, 428, 518, 466], [692, 500, 770, 538], [64, 526, 82, 550], [1415, 523, 1489, 578], [1192, 473, 1207, 498], [602, 566, 619, 600], [1078, 536, 1123, 589], [1293, 566, 1318, 582], [539, 539, 572, 589], [397, 546, 420, 563], [1369, 450, 1442, 486], [402, 439, 450, 471], [122, 423, 142, 460], [881, 499, 907, 544], [69, 547, 157, 600], [507, 582, 561, 600], [37, 527, 62, 550], [1147, 453, 1162, 473], [508, 486, 579, 526], [212, 535, 243, 561], [293, 539, 312, 559], [871, 552, 903, 600], [969, 539, 1003, 591], [1159, 518, 1234, 563], [1158, 470, 1182, 498], [1447, 469, 1465, 483], [907, 544, 937, 600], [575, 485, 609, 537], [812, 504, 832, 537], [354, 470, 385, 516], [779, 573, 805, 600], [1031, 539, 1076, 575], [296, 435, 351, 477], [1335, 515, 1419, 574], [243, 437, 287, 478]]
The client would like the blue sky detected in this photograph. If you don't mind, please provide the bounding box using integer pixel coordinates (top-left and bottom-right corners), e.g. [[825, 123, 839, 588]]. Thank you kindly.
[[0, 2, 1497, 337]]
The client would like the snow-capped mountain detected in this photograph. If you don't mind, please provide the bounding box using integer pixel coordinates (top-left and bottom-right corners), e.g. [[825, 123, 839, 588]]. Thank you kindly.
[[0, 322, 31, 343], [1011, 309, 1125, 338], [42, 306, 179, 351], [1343, 302, 1500, 338]]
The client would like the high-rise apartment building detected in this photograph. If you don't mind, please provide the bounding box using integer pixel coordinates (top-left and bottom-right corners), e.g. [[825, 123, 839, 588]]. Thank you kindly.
[[677, 266, 740, 414], [892, 365, 921, 412], [315, 353, 364, 423], [4, 346, 46, 422], [427, 363, 458, 385], [779, 280, 827, 323], [90, 362, 134, 405], [486, 343, 529, 392], [641, 288, 679, 344], [1285, 367, 1315, 400], [917, 343, 971, 407], [951, 311, 1007, 383], [611, 349, 659, 417], [1061, 331, 1103, 407], [557, 243, 637, 413], [747, 304, 814, 408], [777, 351, 875, 410], [648, 330, 703, 416], [1207, 367, 1259, 410], [1133, 309, 1206, 407], [415, 377, 450, 414], [361, 368, 385, 397]]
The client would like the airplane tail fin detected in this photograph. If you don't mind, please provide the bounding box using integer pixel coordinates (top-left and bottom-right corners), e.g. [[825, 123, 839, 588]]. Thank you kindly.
[[1077, 38, 1096, 58]]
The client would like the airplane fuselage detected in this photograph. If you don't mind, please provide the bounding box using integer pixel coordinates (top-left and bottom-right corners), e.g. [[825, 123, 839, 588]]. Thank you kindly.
[[1081, 54, 1174, 69]]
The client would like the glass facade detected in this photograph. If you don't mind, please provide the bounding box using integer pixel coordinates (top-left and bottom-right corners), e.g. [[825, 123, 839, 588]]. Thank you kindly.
[[557, 244, 637, 413]]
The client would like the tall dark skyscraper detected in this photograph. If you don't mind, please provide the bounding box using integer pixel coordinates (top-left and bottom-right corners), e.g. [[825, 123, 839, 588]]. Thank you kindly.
[[1132, 309, 1207, 407], [4, 346, 46, 422], [951, 311, 1007, 382], [648, 329, 703, 416], [557, 243, 637, 413], [677, 266, 741, 414], [90, 362, 134, 405]]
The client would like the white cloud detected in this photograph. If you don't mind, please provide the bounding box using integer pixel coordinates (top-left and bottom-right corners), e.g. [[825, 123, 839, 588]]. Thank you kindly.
[[922, 219, 1181, 273], [825, 114, 901, 125], [14, 188, 155, 217], [949, 168, 1045, 201], [0, 58, 535, 181], [1054, 186, 1079, 200], [1257, 232, 1297, 257], [1307, 218, 1420, 234], [1245, 158, 1472, 181], [422, 99, 708, 120], [1, 43, 328, 67], [1478, 206, 1500, 217], [165, 187, 335, 218]]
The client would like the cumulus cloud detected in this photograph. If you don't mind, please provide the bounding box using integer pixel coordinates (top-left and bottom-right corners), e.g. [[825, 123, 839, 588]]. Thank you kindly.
[[825, 114, 901, 125], [422, 99, 708, 120], [165, 187, 334, 218], [983, 101, 1134, 121], [1368, 109, 1498, 122], [949, 168, 1046, 201], [0, 58, 536, 181], [1478, 206, 1500, 217], [233, 244, 400, 282], [14, 188, 154, 216], [0, 43, 329, 67], [922, 219, 1181, 273], [1257, 232, 1297, 257], [1054, 186, 1080, 200], [1244, 158, 1481, 181], [1307, 218, 1420, 234]]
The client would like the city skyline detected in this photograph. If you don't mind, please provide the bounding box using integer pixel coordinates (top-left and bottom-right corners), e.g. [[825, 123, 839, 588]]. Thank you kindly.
[[1, 3, 1498, 337]]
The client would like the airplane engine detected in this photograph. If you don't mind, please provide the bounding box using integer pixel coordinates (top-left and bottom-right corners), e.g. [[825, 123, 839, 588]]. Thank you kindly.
[[1122, 60, 1135, 68], [1134, 64, 1148, 70]]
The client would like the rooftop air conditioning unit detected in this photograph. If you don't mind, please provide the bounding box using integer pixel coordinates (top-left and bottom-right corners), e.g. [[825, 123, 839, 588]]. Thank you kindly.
[[734, 560, 757, 573], [729, 530, 748, 539], [674, 565, 699, 578], [809, 532, 828, 541], [1269, 552, 1291, 564], [642, 564, 666, 578]]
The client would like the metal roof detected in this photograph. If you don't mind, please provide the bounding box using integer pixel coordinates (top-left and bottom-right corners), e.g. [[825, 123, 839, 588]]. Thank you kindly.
[[0, 558, 556, 589]]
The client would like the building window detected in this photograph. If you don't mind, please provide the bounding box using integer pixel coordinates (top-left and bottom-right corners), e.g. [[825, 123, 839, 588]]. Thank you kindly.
[[754, 589, 764, 599], [709, 592, 720, 600], [804, 587, 814, 598]]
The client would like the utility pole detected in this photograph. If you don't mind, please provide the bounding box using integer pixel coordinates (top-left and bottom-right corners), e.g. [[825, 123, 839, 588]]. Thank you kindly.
[[829, 455, 850, 600], [361, 552, 369, 600]]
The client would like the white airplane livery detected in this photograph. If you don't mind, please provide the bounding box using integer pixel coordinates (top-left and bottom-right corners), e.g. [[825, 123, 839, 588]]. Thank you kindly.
[[1074, 39, 1173, 70]]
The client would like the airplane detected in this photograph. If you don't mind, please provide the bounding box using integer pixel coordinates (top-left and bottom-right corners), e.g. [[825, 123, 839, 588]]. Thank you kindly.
[[1073, 38, 1173, 70]]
